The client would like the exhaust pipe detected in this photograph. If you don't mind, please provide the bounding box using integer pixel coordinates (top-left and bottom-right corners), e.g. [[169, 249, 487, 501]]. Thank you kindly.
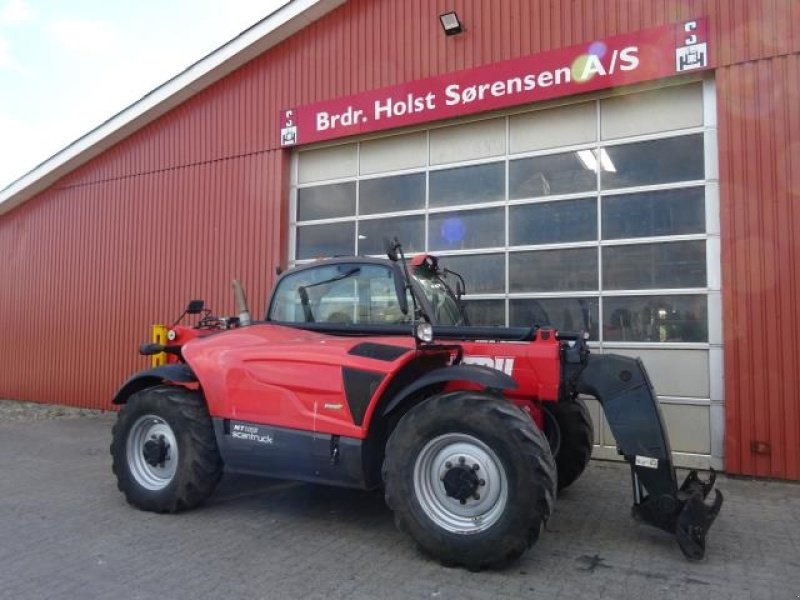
[[232, 279, 252, 327]]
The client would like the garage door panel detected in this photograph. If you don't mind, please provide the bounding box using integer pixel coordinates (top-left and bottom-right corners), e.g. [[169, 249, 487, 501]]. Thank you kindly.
[[429, 118, 505, 164], [601, 83, 703, 140], [586, 397, 710, 455], [298, 144, 358, 183], [510, 101, 596, 153], [608, 348, 709, 398], [360, 131, 427, 175], [660, 403, 711, 454]]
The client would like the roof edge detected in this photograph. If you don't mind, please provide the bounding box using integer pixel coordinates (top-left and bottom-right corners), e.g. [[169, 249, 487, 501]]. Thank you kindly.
[[0, 0, 346, 216]]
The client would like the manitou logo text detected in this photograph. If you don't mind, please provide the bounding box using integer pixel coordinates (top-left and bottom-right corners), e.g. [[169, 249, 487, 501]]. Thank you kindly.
[[462, 356, 515, 376]]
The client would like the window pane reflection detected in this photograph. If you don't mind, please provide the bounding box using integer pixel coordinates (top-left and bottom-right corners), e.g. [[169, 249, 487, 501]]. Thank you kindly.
[[510, 198, 597, 245], [360, 173, 425, 215], [601, 135, 704, 189], [295, 222, 355, 259], [462, 299, 506, 326], [510, 248, 598, 292], [510, 152, 596, 198], [438, 253, 505, 294], [429, 208, 504, 250], [358, 216, 424, 256], [602, 187, 705, 239], [603, 295, 708, 342], [430, 162, 505, 207], [297, 182, 356, 221], [603, 241, 706, 290], [510, 297, 599, 339]]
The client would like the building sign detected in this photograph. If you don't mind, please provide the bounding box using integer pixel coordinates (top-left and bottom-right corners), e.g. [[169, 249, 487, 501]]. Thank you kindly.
[[280, 18, 710, 147]]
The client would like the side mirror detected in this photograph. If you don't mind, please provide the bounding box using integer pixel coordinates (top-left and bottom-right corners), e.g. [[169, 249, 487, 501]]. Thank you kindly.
[[186, 299, 205, 314], [385, 238, 399, 262]]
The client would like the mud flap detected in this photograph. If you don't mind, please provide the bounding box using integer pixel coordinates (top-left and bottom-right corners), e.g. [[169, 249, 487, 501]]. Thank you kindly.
[[573, 353, 723, 560]]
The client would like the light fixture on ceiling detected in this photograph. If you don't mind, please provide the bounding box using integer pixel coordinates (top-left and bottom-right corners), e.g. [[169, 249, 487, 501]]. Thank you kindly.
[[439, 11, 464, 36], [597, 148, 617, 172], [576, 149, 599, 172], [576, 149, 617, 173]]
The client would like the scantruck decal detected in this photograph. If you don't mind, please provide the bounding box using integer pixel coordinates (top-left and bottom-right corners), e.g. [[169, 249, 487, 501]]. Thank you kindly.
[[280, 18, 711, 147], [231, 423, 274, 445]]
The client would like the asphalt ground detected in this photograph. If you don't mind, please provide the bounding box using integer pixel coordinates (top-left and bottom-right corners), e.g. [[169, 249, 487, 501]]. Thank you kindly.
[[0, 400, 798, 600]]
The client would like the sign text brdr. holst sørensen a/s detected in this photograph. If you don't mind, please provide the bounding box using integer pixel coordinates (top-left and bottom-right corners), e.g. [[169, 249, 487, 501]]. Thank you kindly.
[[321, 48, 637, 129], [280, 18, 710, 147]]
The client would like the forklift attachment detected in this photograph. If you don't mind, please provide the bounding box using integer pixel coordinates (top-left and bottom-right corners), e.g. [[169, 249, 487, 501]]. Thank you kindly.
[[573, 353, 723, 560]]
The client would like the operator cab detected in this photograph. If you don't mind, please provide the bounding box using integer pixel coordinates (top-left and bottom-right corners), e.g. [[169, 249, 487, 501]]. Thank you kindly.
[[266, 254, 467, 327]]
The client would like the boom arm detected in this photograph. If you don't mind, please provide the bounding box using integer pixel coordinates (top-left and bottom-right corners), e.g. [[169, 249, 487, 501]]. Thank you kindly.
[[567, 352, 723, 560]]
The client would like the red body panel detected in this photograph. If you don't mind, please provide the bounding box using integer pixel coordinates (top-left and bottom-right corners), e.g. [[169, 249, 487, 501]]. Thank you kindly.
[[181, 323, 561, 439], [459, 338, 561, 402], [183, 325, 416, 438]]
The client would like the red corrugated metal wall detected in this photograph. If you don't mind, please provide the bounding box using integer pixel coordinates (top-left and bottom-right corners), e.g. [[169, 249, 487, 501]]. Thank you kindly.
[[717, 53, 800, 479], [0, 0, 798, 477], [0, 154, 285, 407]]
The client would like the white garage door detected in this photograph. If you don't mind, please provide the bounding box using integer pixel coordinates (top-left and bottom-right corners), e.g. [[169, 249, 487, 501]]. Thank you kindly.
[[290, 80, 723, 470]]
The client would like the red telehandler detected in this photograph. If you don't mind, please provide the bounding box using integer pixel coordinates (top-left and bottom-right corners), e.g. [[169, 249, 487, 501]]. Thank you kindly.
[[110, 240, 722, 569]]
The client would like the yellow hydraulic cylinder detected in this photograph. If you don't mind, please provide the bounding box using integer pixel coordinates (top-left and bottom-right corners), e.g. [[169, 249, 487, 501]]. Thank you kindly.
[[151, 324, 168, 367]]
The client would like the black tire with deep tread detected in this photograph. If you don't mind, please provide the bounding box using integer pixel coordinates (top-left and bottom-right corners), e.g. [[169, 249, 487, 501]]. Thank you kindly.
[[110, 385, 223, 513], [546, 398, 594, 491], [382, 391, 556, 570]]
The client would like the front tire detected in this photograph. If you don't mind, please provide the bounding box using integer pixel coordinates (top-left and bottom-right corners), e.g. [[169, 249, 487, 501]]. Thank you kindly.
[[111, 385, 223, 512], [383, 391, 556, 569]]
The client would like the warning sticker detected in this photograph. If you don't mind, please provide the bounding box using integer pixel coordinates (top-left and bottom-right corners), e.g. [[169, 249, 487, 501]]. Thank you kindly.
[[635, 456, 659, 469]]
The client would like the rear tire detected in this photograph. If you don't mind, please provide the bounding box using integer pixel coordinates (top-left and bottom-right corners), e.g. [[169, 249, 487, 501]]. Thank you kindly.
[[383, 391, 556, 570], [110, 385, 223, 512], [545, 398, 594, 491]]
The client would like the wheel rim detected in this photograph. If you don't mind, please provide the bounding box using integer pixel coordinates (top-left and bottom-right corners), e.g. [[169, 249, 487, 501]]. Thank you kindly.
[[412, 433, 508, 534], [126, 414, 179, 491]]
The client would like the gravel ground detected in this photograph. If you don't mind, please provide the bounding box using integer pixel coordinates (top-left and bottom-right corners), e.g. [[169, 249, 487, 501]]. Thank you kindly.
[[0, 399, 108, 422]]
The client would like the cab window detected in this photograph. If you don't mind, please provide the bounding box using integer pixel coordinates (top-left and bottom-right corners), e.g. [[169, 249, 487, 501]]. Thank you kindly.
[[268, 263, 410, 325], [412, 266, 465, 326]]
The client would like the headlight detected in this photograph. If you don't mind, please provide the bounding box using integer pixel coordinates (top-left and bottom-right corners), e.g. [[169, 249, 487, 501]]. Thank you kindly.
[[166, 329, 177, 341], [415, 322, 434, 343]]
